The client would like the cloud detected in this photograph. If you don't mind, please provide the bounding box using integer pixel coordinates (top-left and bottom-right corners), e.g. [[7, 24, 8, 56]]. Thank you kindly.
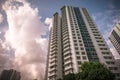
[[0, 13, 3, 24], [0, 39, 13, 73], [92, 9, 120, 59], [45, 17, 53, 31], [2, 0, 48, 80], [15, 0, 27, 3]]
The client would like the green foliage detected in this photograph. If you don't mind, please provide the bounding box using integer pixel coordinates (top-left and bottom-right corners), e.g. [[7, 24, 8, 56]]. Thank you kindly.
[[63, 62, 115, 80], [75, 72, 82, 80], [57, 78, 62, 80], [63, 73, 76, 80], [80, 62, 115, 80]]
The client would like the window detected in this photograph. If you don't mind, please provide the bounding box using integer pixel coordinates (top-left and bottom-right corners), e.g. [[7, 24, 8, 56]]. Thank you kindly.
[[77, 34, 80, 36], [81, 48, 84, 50], [79, 40, 82, 42], [72, 31, 75, 33], [109, 67, 118, 70], [98, 44, 105, 46], [76, 52, 79, 55], [106, 61, 114, 64], [76, 28, 79, 30], [82, 56, 86, 60], [74, 40, 77, 42], [96, 40, 103, 42], [72, 28, 74, 30], [76, 31, 79, 33], [73, 37, 76, 39], [77, 56, 80, 59], [100, 48, 108, 50], [95, 37, 102, 39], [73, 34, 75, 36], [104, 56, 112, 59], [75, 47, 78, 50], [74, 44, 78, 46], [81, 52, 85, 55], [115, 73, 120, 77], [94, 34, 100, 36], [78, 37, 81, 39], [80, 44, 83, 46], [78, 61, 81, 65], [102, 52, 110, 55]]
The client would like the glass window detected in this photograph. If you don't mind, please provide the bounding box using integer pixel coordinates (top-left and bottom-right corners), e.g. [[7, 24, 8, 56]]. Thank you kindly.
[[81, 52, 85, 55], [75, 47, 78, 50], [81, 48, 84, 50], [77, 56, 80, 59], [82, 56, 86, 60], [74, 40, 77, 42], [78, 61, 81, 65], [80, 44, 83, 46], [76, 52, 79, 55]]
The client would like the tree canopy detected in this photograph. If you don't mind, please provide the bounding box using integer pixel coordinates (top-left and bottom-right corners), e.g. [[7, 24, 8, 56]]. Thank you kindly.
[[63, 73, 76, 80], [80, 62, 115, 80], [63, 62, 115, 80]]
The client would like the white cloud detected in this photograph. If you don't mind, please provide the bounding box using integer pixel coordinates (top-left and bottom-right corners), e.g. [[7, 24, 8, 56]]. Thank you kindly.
[[15, 0, 27, 3], [45, 17, 53, 31], [0, 13, 3, 24], [0, 39, 13, 73], [3, 0, 48, 80]]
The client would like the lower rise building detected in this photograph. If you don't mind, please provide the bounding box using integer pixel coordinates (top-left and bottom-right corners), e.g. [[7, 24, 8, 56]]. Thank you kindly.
[[0, 69, 21, 80]]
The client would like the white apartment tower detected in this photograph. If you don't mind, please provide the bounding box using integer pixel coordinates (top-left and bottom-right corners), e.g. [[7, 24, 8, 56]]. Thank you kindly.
[[46, 12, 63, 80], [109, 23, 120, 55], [46, 6, 120, 80]]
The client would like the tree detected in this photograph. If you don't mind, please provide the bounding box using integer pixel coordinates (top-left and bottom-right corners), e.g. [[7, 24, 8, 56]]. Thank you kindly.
[[57, 78, 62, 80], [63, 62, 115, 80], [75, 72, 82, 80], [80, 62, 115, 80], [63, 73, 76, 80]]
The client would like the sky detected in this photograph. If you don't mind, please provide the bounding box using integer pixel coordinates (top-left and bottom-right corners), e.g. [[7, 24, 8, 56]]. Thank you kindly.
[[0, 0, 120, 80]]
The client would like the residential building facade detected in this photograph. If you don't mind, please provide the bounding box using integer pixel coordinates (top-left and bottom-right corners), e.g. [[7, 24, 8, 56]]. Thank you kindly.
[[115, 59, 120, 72], [109, 23, 120, 55], [46, 6, 120, 80], [0, 69, 21, 80]]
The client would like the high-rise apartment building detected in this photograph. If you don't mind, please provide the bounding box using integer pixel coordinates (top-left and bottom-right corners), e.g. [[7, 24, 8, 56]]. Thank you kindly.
[[0, 69, 21, 80], [115, 59, 120, 72], [109, 23, 120, 55], [46, 12, 63, 80], [46, 6, 120, 80]]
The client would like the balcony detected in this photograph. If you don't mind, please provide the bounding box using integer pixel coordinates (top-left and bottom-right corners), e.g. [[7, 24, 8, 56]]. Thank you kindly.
[[49, 67, 57, 72], [48, 73, 56, 79], [50, 58, 57, 63], [64, 66, 73, 74], [64, 59, 72, 65], [64, 54, 71, 60], [63, 47, 70, 52]]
